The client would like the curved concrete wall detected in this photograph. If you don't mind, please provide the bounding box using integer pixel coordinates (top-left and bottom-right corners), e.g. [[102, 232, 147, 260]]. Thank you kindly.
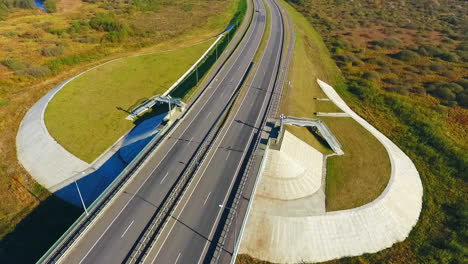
[[239, 80, 423, 263]]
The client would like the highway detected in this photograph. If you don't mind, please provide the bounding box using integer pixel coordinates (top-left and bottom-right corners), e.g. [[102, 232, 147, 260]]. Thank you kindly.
[[52, 0, 286, 262], [142, 0, 285, 262]]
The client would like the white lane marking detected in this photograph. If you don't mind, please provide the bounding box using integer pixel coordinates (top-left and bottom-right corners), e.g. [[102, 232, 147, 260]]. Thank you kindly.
[[174, 253, 181, 264], [203, 192, 212, 206], [197, 0, 282, 261], [78, 8, 256, 261], [121, 220, 134, 238], [79, 169, 154, 264], [205, 111, 212, 119], [225, 150, 231, 161], [190, 136, 194, 144], [160, 172, 169, 184], [144, 3, 264, 263]]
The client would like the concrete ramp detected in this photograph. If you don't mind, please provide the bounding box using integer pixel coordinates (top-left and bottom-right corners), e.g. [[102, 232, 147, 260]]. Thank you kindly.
[[238, 80, 422, 263], [282, 116, 343, 155]]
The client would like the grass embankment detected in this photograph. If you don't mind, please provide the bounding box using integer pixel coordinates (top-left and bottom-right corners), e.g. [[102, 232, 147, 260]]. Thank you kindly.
[[45, 40, 214, 163], [279, 0, 467, 263], [278, 0, 390, 210], [324, 117, 390, 210], [0, 0, 240, 259]]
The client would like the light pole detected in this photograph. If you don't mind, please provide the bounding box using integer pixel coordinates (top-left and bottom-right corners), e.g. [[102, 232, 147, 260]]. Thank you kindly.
[[219, 204, 237, 251], [74, 171, 88, 215], [167, 95, 172, 119]]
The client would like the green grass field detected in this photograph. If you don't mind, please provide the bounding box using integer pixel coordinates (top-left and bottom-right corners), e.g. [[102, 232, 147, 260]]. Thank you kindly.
[[45, 40, 214, 163], [278, 0, 391, 211], [324, 117, 391, 210]]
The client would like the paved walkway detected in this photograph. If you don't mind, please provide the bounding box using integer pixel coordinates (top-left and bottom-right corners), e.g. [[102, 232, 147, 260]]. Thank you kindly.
[[239, 79, 423, 263], [16, 74, 92, 192]]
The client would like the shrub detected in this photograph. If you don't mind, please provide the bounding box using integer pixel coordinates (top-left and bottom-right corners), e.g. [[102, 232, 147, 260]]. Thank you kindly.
[[364, 57, 387, 66], [392, 50, 420, 62], [436, 52, 459, 62], [429, 64, 448, 72], [455, 79, 468, 89], [90, 13, 121, 32], [362, 71, 380, 81], [456, 91, 468, 108], [383, 78, 399, 85], [41, 45, 65, 57], [2, 58, 27, 73], [416, 44, 441, 57], [44, 0, 56, 12], [21, 29, 44, 39], [370, 37, 403, 49], [432, 86, 456, 101], [25, 65, 50, 78]]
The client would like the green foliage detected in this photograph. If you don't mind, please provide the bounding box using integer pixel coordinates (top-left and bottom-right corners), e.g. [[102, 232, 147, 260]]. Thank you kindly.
[[392, 50, 420, 62], [132, 0, 159, 11], [362, 71, 380, 81], [370, 38, 403, 49], [44, 0, 56, 12], [0, 0, 35, 19], [48, 52, 104, 71], [40, 44, 64, 57], [90, 13, 121, 32], [2, 58, 50, 78], [285, 0, 468, 262], [90, 13, 132, 42]]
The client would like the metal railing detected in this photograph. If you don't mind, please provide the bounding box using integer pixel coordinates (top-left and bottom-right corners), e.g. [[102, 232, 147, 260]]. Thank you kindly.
[[37, 16, 249, 264], [126, 60, 254, 264]]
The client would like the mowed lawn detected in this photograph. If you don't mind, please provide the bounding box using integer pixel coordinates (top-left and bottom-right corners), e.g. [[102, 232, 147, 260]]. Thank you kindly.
[[279, 0, 391, 211], [45, 40, 213, 163], [324, 117, 391, 211]]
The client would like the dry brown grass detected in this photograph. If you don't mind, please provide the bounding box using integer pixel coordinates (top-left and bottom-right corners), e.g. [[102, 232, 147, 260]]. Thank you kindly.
[[57, 0, 82, 13], [0, 0, 238, 239]]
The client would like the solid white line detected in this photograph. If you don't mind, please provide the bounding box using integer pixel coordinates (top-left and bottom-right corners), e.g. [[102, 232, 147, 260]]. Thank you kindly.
[[79, 170, 154, 264], [203, 192, 212, 206], [121, 220, 134, 238], [174, 253, 181, 264], [75, 7, 259, 261], [143, 2, 262, 262], [160, 172, 169, 184], [197, 0, 282, 261]]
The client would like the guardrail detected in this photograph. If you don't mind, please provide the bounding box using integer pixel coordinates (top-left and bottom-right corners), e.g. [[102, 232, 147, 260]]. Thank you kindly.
[[207, 0, 290, 262], [36, 2, 251, 262], [126, 62, 254, 263], [282, 116, 343, 155]]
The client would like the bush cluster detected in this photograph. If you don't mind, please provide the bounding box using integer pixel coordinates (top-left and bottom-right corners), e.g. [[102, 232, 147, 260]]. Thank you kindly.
[[40, 44, 65, 57], [2, 58, 50, 78]]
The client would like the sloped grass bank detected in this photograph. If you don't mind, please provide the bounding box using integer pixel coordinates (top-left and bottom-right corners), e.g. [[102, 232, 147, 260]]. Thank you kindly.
[[276, 0, 467, 263], [324, 117, 390, 211], [278, 0, 391, 211], [45, 40, 214, 163]]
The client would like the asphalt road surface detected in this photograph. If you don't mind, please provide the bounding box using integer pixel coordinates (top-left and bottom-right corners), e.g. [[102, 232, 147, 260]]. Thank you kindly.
[[57, 0, 285, 263], [143, 0, 285, 262]]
